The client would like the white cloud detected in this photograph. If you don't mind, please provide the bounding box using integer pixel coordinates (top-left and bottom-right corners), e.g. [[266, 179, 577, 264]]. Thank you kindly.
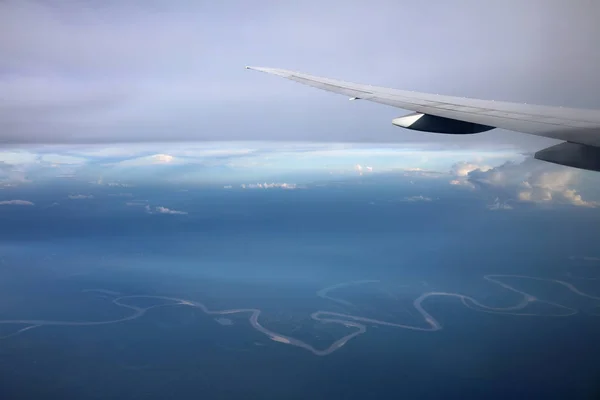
[[449, 178, 475, 188], [141, 204, 187, 215], [241, 183, 297, 189], [354, 164, 373, 176], [112, 153, 177, 167], [154, 206, 187, 215], [448, 161, 494, 188], [153, 154, 174, 163], [402, 195, 433, 202], [0, 200, 34, 206], [487, 197, 513, 211], [68, 194, 93, 199], [107, 182, 133, 187], [560, 189, 596, 207], [513, 169, 597, 208], [454, 158, 598, 208], [400, 167, 442, 178], [451, 161, 492, 177]]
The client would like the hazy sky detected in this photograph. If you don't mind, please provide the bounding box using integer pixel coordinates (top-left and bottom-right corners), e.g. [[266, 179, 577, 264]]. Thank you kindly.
[[2, 0, 599, 148]]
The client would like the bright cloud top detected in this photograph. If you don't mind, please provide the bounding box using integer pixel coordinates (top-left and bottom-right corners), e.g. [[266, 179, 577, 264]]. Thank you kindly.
[[459, 159, 598, 208]]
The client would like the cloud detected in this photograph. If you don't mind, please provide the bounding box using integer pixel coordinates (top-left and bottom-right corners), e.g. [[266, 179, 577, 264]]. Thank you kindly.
[[112, 154, 177, 167], [451, 161, 492, 177], [68, 194, 94, 199], [512, 169, 597, 207], [354, 164, 374, 176], [151, 154, 174, 163], [449, 161, 493, 187], [402, 195, 433, 202], [106, 182, 134, 187], [0, 142, 526, 188], [0, 200, 34, 206], [463, 158, 598, 208], [241, 183, 297, 189], [142, 204, 187, 215], [399, 167, 444, 179], [487, 197, 513, 211], [449, 178, 475, 188], [0, 141, 596, 203], [154, 206, 187, 215], [559, 189, 596, 207]]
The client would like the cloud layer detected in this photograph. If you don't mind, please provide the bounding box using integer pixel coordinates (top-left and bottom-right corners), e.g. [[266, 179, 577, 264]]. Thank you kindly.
[[1, 1, 598, 147], [1, 141, 598, 211]]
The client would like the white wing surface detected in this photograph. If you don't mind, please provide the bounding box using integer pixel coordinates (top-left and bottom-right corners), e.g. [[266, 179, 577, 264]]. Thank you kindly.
[[246, 66, 600, 172]]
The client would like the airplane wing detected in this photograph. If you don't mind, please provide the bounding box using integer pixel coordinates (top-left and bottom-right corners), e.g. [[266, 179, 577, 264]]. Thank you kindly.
[[246, 66, 600, 172]]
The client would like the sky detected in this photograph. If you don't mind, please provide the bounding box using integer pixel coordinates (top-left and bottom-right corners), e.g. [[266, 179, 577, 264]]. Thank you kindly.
[[1, 0, 599, 147]]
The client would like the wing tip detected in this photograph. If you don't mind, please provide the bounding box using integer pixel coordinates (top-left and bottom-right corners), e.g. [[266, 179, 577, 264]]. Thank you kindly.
[[244, 66, 293, 78], [245, 66, 265, 72]]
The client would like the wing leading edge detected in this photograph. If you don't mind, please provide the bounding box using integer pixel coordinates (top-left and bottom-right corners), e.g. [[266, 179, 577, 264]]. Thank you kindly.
[[246, 66, 600, 172]]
